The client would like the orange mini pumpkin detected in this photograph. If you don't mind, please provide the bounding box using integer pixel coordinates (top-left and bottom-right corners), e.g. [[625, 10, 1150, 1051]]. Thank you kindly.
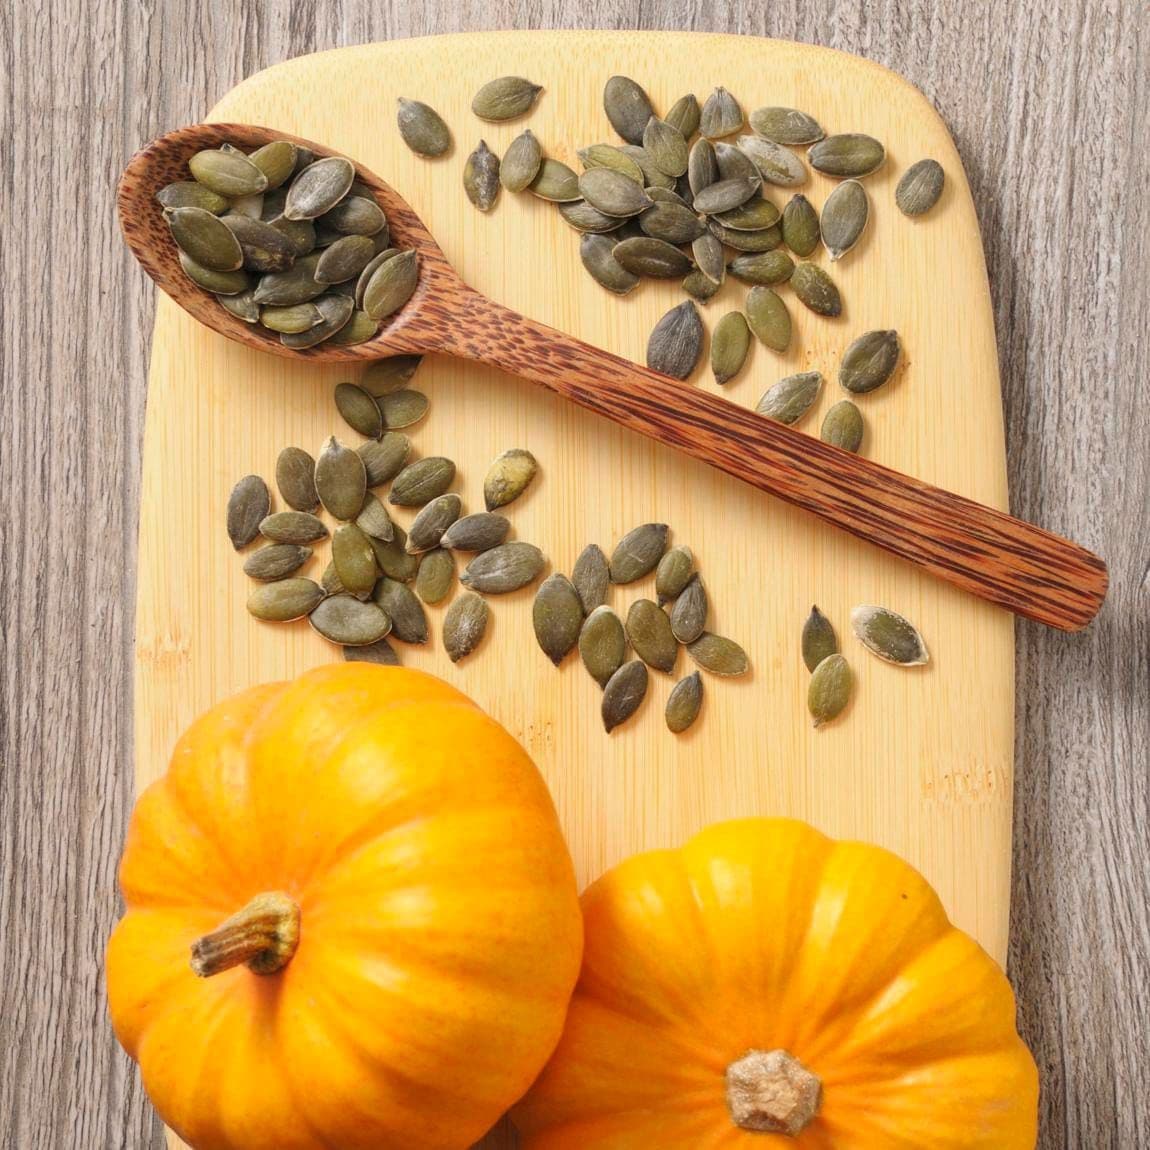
[[107, 664, 583, 1150], [515, 818, 1038, 1149]]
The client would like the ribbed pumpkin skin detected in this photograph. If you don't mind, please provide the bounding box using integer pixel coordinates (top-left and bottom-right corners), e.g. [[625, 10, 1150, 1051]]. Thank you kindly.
[[107, 664, 583, 1150], [515, 818, 1038, 1149]]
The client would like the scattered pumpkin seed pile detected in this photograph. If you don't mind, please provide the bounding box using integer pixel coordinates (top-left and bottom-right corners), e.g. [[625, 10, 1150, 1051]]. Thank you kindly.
[[158, 138, 419, 348]]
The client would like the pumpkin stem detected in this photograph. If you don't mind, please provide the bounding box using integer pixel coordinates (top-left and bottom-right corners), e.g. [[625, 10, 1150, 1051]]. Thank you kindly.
[[725, 1049, 822, 1136], [190, 891, 301, 978]]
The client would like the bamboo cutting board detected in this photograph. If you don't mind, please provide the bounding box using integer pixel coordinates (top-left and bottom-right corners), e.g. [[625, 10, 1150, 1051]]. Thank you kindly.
[[134, 31, 1014, 1148]]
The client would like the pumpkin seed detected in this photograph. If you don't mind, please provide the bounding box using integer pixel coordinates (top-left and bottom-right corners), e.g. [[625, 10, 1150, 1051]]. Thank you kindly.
[[274, 448, 318, 513], [329, 523, 378, 598], [714, 141, 760, 184], [253, 252, 325, 306], [309, 595, 391, 646], [225, 475, 270, 550], [601, 661, 649, 732], [389, 457, 456, 507], [443, 592, 490, 662], [781, 194, 820, 257], [464, 141, 501, 212], [283, 156, 355, 220], [529, 158, 581, 203], [332, 381, 383, 438], [533, 574, 585, 665], [749, 106, 825, 146], [355, 492, 395, 541], [260, 302, 322, 334], [801, 605, 839, 672], [472, 75, 542, 121], [168, 207, 243, 271], [669, 574, 708, 644], [363, 355, 422, 395], [646, 187, 690, 208], [745, 287, 792, 351], [501, 129, 544, 191], [820, 400, 864, 452], [378, 389, 428, 430], [407, 493, 463, 553], [757, 371, 823, 425], [396, 98, 451, 157], [279, 294, 355, 348], [643, 117, 689, 177], [358, 434, 411, 486], [179, 252, 250, 294], [259, 510, 328, 545], [373, 577, 429, 643], [292, 148, 316, 174], [683, 236, 721, 287], [561, 199, 628, 235], [321, 560, 347, 596], [851, 605, 930, 665], [572, 544, 610, 613], [609, 523, 668, 583], [247, 578, 325, 622], [484, 448, 538, 510], [686, 632, 749, 676], [618, 145, 677, 190], [370, 526, 420, 582], [217, 289, 260, 322], [737, 135, 807, 187], [580, 234, 640, 294], [189, 148, 268, 197], [221, 214, 298, 273], [809, 133, 886, 178], [711, 312, 751, 385], [700, 87, 743, 139], [729, 250, 795, 286], [227, 189, 263, 217], [578, 144, 645, 183], [461, 542, 546, 594], [343, 636, 401, 666], [314, 436, 367, 521], [666, 93, 701, 139], [578, 167, 652, 217], [790, 262, 842, 317], [626, 599, 678, 673], [665, 671, 704, 733], [315, 234, 376, 284], [268, 210, 316, 255], [578, 605, 627, 687], [647, 301, 704, 380], [604, 75, 655, 145], [247, 140, 298, 190], [328, 309, 379, 346], [714, 197, 781, 231], [682, 269, 721, 303], [362, 248, 419, 321], [414, 548, 455, 604], [319, 195, 386, 237], [808, 653, 852, 726], [638, 202, 705, 245], [821, 180, 869, 261], [157, 180, 229, 213], [613, 236, 692, 278], [839, 329, 901, 393], [354, 249, 398, 308], [655, 546, 695, 603], [708, 220, 782, 252], [896, 159, 945, 216], [688, 138, 719, 196], [691, 176, 761, 215], [440, 512, 510, 552]]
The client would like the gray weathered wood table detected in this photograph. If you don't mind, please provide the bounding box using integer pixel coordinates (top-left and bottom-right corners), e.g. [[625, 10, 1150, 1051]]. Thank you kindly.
[[1, 3, 1146, 1146]]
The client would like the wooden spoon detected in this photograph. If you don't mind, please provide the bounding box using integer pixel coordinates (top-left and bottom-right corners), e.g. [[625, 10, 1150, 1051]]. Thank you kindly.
[[119, 123, 1107, 631]]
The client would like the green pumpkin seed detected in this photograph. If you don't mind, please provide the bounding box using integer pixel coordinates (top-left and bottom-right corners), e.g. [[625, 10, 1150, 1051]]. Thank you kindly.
[[370, 526, 420, 582], [328, 309, 379, 346], [896, 159, 945, 216], [247, 140, 298, 190], [157, 180, 229, 213], [189, 148, 268, 197], [221, 214, 298, 273], [260, 302, 322, 333], [443, 592, 490, 662], [362, 249, 419, 321], [216, 288, 260, 321], [358, 433, 411, 486], [851, 605, 930, 665], [292, 148, 316, 174], [414, 549, 455, 605], [729, 250, 795, 286], [260, 510, 327, 545], [168, 207, 243, 271], [809, 134, 886, 178], [362, 355, 422, 395], [839, 330, 901, 393], [533, 574, 585, 665], [749, 106, 825, 146], [354, 249, 398, 308], [562, 200, 628, 235], [464, 140, 501, 212], [665, 671, 704, 733], [626, 599, 678, 674], [647, 301, 704, 380], [618, 145, 677, 190], [821, 180, 869, 261], [808, 654, 852, 726], [572, 544, 610, 613], [646, 187, 690, 207], [655, 546, 695, 603], [407, 493, 463, 553], [373, 577, 429, 643], [268, 214, 316, 257], [283, 156, 355, 220], [711, 312, 751, 385], [714, 142, 760, 184], [274, 447, 318, 512], [332, 523, 380, 597], [343, 636, 401, 665], [691, 176, 760, 216], [801, 605, 839, 672], [472, 75, 542, 121], [333, 381, 383, 438], [820, 400, 864, 452], [484, 448, 538, 510], [745, 287, 792, 351], [708, 220, 782, 252], [461, 541, 546, 594], [670, 574, 708, 644], [309, 596, 392, 646], [699, 86, 743, 139], [714, 197, 781, 231], [578, 167, 652, 217], [321, 560, 347, 596], [578, 605, 627, 687], [529, 158, 581, 203], [253, 252, 325, 306], [609, 523, 668, 583], [355, 492, 395, 541], [228, 189, 265, 217], [790, 262, 842, 317], [501, 129, 544, 191], [604, 75, 655, 145], [781, 194, 820, 257], [682, 269, 721, 302], [613, 236, 692, 278], [638, 201, 705, 244], [691, 233, 726, 285], [737, 136, 807, 187], [226, 475, 270, 550], [379, 388, 430, 433], [279, 293, 354, 348], [396, 98, 451, 157], [643, 117, 689, 177], [666, 93, 701, 139], [315, 234, 376, 284], [578, 144, 645, 183], [388, 457, 455, 507], [319, 195, 386, 236], [579, 234, 640, 295], [601, 661, 649, 732], [314, 436, 367, 521], [686, 632, 749, 676], [440, 512, 510, 552], [247, 578, 325, 622], [180, 252, 250, 295], [757, 371, 822, 424], [688, 138, 719, 196]]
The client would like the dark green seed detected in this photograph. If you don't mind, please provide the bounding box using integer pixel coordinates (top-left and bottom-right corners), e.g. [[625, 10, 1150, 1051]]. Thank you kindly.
[[370, 525, 420, 582], [443, 592, 489, 662], [603, 75, 655, 145], [613, 237, 692, 278], [243, 543, 311, 581], [609, 523, 668, 583], [579, 606, 627, 687], [686, 632, 749, 676], [665, 671, 704, 733], [284, 156, 356, 220], [802, 606, 839, 673], [670, 575, 708, 644], [626, 599, 678, 674], [246, 578, 324, 622], [562, 200, 629, 235], [790, 262, 842, 317], [269, 214, 317, 257], [362, 356, 422, 395], [354, 492, 394, 542], [501, 130, 544, 192], [896, 159, 945, 216], [572, 544, 610, 613], [821, 179, 869, 261], [406, 493, 463, 553], [737, 136, 807, 187], [279, 293, 354, 348], [711, 312, 751, 385], [688, 138, 719, 196], [319, 195, 386, 236], [808, 653, 852, 726], [247, 140, 299, 190], [714, 141, 760, 184], [839, 330, 901, 393], [757, 371, 823, 424], [157, 180, 229, 213], [217, 289, 260, 322], [316, 234, 376, 284], [655, 546, 694, 603], [618, 145, 676, 190], [820, 400, 864, 452], [580, 234, 641, 295], [180, 253, 250, 295], [358, 434, 411, 487], [226, 475, 270, 550], [440, 512, 510, 552], [578, 167, 652, 217], [749, 106, 824, 146], [745, 287, 792, 351], [529, 158, 581, 202], [414, 549, 455, 605], [309, 595, 392, 646], [464, 140, 501, 212], [472, 76, 543, 121], [578, 143, 645, 183], [601, 661, 649, 732], [343, 636, 401, 666], [666, 94, 701, 139], [259, 510, 327, 545], [484, 449, 538, 510], [781, 195, 820, 257], [168, 207, 243, 271], [699, 87, 743, 139], [260, 302, 322, 334], [355, 249, 399, 308], [691, 176, 761, 215], [729, 250, 795, 286], [460, 542, 546, 594], [533, 574, 585, 665], [396, 98, 451, 157], [253, 252, 324, 306], [647, 301, 704, 380], [643, 117, 689, 177], [221, 214, 298, 273], [639, 201, 705, 244], [362, 248, 419, 320], [389, 457, 456, 507], [334, 381, 383, 437], [851, 605, 929, 665], [321, 560, 347, 596], [809, 134, 886, 178], [714, 197, 781, 231], [189, 148, 268, 197], [373, 577, 429, 643], [708, 220, 782, 252], [692, 232, 726, 284], [683, 269, 722, 303], [314, 436, 367, 521], [378, 389, 429, 430], [328, 309, 379, 346]]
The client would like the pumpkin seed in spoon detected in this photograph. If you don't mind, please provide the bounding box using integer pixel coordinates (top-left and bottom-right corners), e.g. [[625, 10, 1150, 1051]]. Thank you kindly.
[[315, 234, 376, 284], [221, 214, 298, 273], [168, 208, 243, 271], [188, 148, 268, 197], [179, 253, 250, 295], [156, 180, 229, 213], [279, 294, 354, 348], [284, 156, 355, 219], [362, 249, 419, 321], [260, 302, 322, 334], [318, 194, 386, 236]]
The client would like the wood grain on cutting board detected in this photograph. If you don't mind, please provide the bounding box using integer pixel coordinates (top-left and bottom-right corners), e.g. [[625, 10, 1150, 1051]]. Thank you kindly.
[[134, 31, 1013, 1148]]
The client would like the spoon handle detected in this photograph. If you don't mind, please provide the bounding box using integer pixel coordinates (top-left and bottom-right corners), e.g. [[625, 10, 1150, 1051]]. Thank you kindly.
[[440, 291, 1106, 631]]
